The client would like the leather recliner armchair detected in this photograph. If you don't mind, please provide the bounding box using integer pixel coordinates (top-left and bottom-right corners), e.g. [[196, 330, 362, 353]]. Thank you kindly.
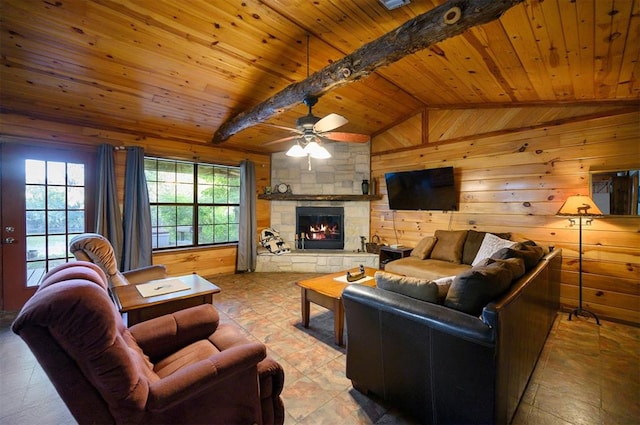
[[12, 261, 285, 424], [69, 233, 167, 287]]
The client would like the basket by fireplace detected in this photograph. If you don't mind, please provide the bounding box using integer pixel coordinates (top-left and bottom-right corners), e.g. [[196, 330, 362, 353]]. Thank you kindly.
[[366, 235, 381, 254]]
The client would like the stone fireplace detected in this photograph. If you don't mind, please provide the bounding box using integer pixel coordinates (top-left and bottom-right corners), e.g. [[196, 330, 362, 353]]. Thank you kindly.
[[255, 142, 379, 272], [296, 206, 344, 250], [267, 142, 373, 251]]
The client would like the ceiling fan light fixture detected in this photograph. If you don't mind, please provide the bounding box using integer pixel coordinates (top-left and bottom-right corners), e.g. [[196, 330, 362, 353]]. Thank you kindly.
[[265, 39, 367, 159], [285, 143, 307, 157], [304, 141, 331, 159]]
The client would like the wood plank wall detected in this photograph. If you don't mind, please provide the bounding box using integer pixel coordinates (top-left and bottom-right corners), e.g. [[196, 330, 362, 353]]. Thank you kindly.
[[0, 113, 271, 278], [370, 105, 640, 325]]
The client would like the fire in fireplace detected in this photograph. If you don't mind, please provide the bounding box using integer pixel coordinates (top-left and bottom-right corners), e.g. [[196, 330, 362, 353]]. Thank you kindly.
[[295, 206, 344, 249]]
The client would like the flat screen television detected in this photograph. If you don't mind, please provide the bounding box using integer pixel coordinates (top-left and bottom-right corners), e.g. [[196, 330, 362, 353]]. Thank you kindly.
[[385, 166, 458, 211]]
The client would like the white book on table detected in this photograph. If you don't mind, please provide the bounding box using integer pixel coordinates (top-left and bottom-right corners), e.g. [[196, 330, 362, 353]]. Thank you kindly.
[[136, 279, 190, 297]]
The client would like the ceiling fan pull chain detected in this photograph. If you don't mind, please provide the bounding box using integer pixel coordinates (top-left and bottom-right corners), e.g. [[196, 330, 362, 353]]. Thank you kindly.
[[278, 33, 368, 157]]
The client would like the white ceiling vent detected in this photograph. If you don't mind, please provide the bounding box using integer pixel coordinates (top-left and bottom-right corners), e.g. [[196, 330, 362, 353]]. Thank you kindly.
[[379, 0, 411, 10]]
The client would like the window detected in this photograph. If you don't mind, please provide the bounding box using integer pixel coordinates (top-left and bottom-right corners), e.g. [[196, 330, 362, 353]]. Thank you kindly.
[[145, 157, 240, 249], [25, 159, 86, 286]]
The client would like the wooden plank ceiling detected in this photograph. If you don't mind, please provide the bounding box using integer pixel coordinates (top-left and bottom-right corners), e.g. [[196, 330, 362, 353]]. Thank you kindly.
[[1, 0, 638, 154]]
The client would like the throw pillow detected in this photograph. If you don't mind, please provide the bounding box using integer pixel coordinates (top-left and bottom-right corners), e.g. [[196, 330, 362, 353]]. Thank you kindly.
[[471, 233, 517, 267], [433, 275, 455, 301], [375, 271, 439, 303], [462, 230, 511, 265], [430, 230, 468, 264], [410, 236, 437, 259], [491, 244, 544, 271], [444, 262, 513, 316], [475, 257, 526, 281]]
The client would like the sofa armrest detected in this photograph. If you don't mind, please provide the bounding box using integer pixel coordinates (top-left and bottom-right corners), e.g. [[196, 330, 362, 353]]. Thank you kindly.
[[129, 304, 219, 360], [490, 248, 561, 424], [343, 284, 495, 345], [481, 248, 561, 328], [147, 342, 266, 411], [207, 323, 254, 350], [122, 265, 167, 284], [344, 284, 497, 424]]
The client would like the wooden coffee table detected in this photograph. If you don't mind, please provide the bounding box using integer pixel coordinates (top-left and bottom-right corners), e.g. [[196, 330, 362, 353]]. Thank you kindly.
[[112, 273, 221, 326], [296, 267, 378, 346]]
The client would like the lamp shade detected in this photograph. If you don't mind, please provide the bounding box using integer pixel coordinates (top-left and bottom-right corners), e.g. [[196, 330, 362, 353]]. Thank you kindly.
[[304, 141, 331, 159], [557, 195, 604, 216], [285, 143, 307, 157]]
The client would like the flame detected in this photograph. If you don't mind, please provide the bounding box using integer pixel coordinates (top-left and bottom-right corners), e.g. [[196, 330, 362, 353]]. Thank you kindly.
[[306, 223, 339, 240]]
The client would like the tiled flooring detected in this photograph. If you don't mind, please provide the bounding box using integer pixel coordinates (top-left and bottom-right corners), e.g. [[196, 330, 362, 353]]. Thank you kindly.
[[1, 271, 638, 424]]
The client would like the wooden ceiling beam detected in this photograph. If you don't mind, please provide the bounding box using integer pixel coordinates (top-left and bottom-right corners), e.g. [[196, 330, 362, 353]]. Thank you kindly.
[[212, 0, 524, 144]]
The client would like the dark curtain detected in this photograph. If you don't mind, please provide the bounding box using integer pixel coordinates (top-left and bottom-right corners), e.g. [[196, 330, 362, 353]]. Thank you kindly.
[[95, 144, 123, 262], [121, 147, 152, 270], [237, 160, 257, 272]]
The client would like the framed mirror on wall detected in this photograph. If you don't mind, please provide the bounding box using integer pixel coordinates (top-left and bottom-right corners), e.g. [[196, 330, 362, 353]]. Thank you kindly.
[[590, 169, 639, 216]]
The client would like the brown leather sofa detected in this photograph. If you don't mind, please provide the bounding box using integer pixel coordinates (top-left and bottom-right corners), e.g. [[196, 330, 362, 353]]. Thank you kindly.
[[343, 248, 561, 424], [12, 261, 285, 424]]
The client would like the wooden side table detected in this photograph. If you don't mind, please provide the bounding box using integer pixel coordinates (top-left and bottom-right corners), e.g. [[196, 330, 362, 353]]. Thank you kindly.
[[112, 274, 221, 326], [379, 246, 413, 269]]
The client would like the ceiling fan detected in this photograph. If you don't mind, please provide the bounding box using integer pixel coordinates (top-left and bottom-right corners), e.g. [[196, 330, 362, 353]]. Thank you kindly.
[[264, 94, 370, 155], [262, 35, 369, 160]]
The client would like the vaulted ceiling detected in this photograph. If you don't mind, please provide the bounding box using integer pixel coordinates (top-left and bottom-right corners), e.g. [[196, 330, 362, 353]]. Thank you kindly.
[[1, 0, 638, 154]]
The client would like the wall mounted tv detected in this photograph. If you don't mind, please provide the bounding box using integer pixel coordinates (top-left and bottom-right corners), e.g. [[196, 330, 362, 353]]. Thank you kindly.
[[385, 166, 458, 211]]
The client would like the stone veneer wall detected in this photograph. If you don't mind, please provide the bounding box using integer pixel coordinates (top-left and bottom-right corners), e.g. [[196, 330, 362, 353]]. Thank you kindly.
[[269, 142, 371, 251], [255, 250, 379, 273]]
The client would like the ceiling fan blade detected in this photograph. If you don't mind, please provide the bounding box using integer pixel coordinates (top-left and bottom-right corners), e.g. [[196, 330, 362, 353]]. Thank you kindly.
[[263, 135, 300, 146], [320, 132, 370, 143], [313, 113, 348, 133], [260, 122, 302, 133]]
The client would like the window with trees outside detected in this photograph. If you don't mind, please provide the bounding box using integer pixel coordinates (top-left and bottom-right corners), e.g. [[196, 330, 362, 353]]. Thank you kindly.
[[25, 159, 86, 286], [144, 157, 240, 249]]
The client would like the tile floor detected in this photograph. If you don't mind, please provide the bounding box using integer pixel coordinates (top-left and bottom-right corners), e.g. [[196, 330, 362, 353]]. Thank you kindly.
[[1, 271, 638, 424]]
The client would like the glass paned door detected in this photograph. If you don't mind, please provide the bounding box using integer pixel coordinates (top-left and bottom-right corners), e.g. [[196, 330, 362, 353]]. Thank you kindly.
[[24, 159, 87, 286], [1, 144, 95, 310]]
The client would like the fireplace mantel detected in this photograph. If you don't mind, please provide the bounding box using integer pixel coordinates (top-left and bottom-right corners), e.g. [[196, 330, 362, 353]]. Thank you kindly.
[[258, 194, 381, 201]]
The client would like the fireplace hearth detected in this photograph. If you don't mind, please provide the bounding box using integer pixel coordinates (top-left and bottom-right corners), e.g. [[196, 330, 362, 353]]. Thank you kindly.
[[296, 206, 344, 250]]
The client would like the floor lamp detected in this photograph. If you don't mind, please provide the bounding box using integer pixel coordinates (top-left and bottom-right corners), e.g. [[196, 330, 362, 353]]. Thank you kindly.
[[557, 195, 603, 325]]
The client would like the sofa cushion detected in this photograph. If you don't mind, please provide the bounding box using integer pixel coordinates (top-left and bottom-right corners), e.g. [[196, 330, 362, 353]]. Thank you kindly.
[[471, 233, 518, 266], [410, 236, 437, 259], [384, 257, 471, 281], [375, 271, 439, 303], [444, 261, 514, 316], [491, 244, 544, 271], [433, 275, 455, 301], [462, 230, 511, 265], [475, 257, 526, 281], [154, 340, 220, 379], [430, 230, 468, 264]]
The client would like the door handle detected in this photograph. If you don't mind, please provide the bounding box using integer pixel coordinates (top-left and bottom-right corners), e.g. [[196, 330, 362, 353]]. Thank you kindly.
[[4, 237, 16, 244]]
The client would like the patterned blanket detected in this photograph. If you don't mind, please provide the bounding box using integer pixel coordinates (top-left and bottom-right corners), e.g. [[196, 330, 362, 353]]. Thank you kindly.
[[260, 228, 291, 255]]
